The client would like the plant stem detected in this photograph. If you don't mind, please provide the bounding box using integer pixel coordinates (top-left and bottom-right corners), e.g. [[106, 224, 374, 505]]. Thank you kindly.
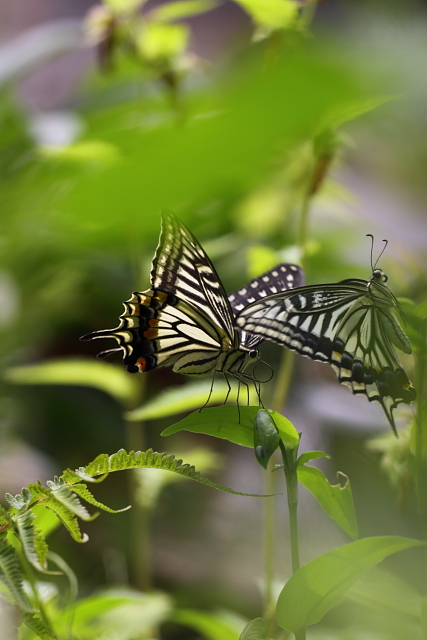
[[279, 441, 306, 640], [263, 148, 316, 628], [263, 456, 276, 627], [300, 0, 319, 30], [18, 547, 52, 630], [125, 417, 152, 592], [414, 320, 427, 572]]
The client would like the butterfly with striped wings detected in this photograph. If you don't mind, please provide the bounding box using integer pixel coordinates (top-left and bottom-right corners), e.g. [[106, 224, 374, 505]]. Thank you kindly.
[[235, 256, 416, 433], [81, 211, 305, 386]]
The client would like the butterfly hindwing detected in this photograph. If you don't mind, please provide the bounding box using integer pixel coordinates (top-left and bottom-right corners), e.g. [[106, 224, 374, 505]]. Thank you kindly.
[[229, 263, 305, 349], [82, 289, 233, 375]]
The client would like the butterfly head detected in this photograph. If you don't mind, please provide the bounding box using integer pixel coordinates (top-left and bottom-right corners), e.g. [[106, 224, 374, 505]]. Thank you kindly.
[[249, 349, 258, 359], [372, 269, 388, 283]]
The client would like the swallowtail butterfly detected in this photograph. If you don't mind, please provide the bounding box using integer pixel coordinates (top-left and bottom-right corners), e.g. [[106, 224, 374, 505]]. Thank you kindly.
[[81, 211, 304, 384], [235, 262, 416, 433]]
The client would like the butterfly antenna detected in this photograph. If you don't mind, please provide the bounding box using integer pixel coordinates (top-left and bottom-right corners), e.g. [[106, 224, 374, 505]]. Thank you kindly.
[[255, 357, 274, 384], [366, 234, 375, 271], [374, 238, 389, 269]]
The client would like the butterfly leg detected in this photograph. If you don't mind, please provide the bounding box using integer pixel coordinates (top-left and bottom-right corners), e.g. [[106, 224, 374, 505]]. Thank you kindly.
[[198, 370, 217, 413], [223, 372, 232, 405]]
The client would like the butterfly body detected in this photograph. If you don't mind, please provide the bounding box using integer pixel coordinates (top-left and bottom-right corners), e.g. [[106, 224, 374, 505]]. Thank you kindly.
[[81, 211, 304, 383], [235, 267, 416, 432]]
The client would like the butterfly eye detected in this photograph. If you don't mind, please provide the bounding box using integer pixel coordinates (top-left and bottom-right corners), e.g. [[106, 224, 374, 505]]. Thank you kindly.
[[249, 349, 258, 359], [373, 269, 382, 279], [382, 274, 388, 283]]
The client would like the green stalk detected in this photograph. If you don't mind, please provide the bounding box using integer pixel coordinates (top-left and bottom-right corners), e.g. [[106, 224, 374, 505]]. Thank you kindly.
[[262, 152, 316, 628], [414, 321, 427, 548], [125, 416, 152, 592], [18, 546, 52, 631], [279, 441, 305, 640], [263, 456, 276, 627], [300, 0, 319, 30]]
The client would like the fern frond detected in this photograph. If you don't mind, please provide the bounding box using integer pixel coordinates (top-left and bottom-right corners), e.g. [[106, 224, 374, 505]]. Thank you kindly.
[[0, 538, 34, 612], [71, 484, 131, 514], [63, 449, 268, 497], [46, 478, 95, 522], [28, 484, 88, 543], [21, 611, 57, 640], [14, 510, 47, 572]]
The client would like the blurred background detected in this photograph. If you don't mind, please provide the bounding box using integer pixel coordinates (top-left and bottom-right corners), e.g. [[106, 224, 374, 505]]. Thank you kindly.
[[1, 0, 427, 638]]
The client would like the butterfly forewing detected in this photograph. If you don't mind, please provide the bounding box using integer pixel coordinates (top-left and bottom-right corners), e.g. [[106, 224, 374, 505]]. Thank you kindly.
[[151, 210, 235, 341]]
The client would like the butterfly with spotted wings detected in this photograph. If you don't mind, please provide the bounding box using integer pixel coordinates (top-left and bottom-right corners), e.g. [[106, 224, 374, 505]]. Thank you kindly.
[[235, 239, 416, 434], [81, 211, 304, 388]]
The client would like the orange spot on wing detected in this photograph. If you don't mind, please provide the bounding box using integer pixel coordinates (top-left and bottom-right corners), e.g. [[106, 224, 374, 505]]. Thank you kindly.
[[144, 328, 159, 340], [156, 291, 168, 302], [149, 318, 159, 327], [137, 358, 147, 371]]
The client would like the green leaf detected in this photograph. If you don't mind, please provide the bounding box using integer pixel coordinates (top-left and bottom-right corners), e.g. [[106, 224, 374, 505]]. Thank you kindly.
[[150, 0, 218, 22], [126, 380, 232, 421], [245, 245, 283, 279], [47, 551, 78, 604], [234, 0, 298, 29], [63, 449, 268, 497], [136, 22, 189, 61], [104, 0, 144, 13], [0, 538, 34, 612], [345, 567, 421, 619], [414, 298, 427, 319], [161, 405, 299, 448], [421, 594, 427, 639], [21, 612, 57, 640], [32, 505, 61, 538], [4, 359, 140, 408], [297, 466, 358, 539], [297, 451, 330, 466], [40, 140, 122, 165], [172, 608, 243, 640], [319, 94, 396, 130], [239, 617, 270, 639], [276, 536, 424, 633], [72, 589, 172, 637]]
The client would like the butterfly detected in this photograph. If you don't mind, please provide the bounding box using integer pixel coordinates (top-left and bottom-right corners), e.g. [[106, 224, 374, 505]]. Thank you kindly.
[[81, 210, 305, 387], [235, 245, 416, 433]]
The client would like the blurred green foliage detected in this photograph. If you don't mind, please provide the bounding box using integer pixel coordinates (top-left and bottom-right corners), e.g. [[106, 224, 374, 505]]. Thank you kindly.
[[1, 0, 427, 638]]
